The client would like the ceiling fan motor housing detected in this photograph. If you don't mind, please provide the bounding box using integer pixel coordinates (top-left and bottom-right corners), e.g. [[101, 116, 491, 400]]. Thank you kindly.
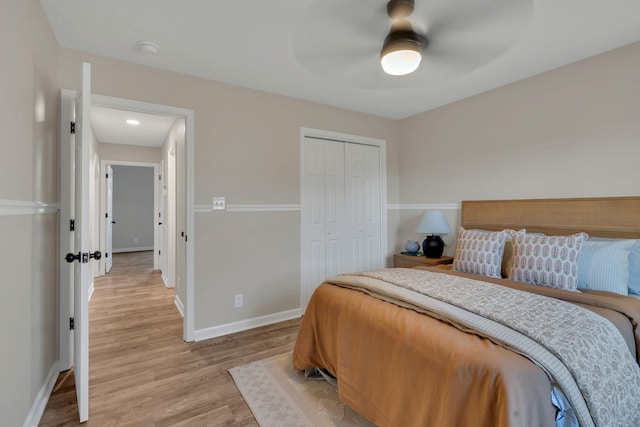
[[387, 0, 415, 19], [380, 29, 423, 59]]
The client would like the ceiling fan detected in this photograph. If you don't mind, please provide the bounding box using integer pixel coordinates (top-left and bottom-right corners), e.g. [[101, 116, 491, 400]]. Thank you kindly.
[[380, 0, 426, 76], [292, 0, 532, 88]]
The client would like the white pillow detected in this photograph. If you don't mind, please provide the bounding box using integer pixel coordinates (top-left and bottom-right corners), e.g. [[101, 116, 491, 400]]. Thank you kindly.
[[577, 240, 634, 295]]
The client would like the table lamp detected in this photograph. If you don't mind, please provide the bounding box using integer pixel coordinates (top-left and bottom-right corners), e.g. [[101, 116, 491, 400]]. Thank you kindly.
[[416, 210, 452, 258]]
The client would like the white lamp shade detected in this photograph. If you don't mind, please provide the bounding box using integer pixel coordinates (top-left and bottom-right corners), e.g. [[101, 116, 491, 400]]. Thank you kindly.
[[416, 210, 452, 234]]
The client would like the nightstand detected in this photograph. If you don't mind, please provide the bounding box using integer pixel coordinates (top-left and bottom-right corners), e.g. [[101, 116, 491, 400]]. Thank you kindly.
[[393, 254, 454, 268]]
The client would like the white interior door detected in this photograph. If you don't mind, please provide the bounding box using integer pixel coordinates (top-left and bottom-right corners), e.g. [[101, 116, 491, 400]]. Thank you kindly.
[[301, 136, 384, 308], [105, 165, 113, 273], [345, 143, 382, 272], [73, 62, 92, 423], [324, 140, 346, 278], [302, 138, 327, 308]]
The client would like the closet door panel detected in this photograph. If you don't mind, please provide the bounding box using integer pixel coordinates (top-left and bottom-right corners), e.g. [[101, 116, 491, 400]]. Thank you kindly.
[[363, 145, 382, 270], [302, 136, 383, 308], [302, 138, 326, 304], [324, 141, 345, 276], [345, 143, 381, 272]]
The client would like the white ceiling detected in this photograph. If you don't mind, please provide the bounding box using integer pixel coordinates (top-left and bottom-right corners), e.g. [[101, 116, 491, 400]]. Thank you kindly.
[[41, 0, 640, 120], [90, 106, 177, 147]]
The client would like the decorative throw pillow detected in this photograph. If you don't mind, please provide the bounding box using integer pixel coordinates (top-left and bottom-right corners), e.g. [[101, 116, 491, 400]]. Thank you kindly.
[[501, 229, 531, 278], [509, 232, 589, 291], [453, 227, 510, 278], [586, 237, 640, 295], [577, 240, 634, 295]]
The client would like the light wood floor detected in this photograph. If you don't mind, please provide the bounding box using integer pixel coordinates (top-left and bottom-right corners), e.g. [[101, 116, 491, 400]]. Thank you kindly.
[[40, 251, 300, 426]]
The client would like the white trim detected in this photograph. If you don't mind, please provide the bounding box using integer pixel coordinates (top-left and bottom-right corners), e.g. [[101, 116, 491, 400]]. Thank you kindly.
[[0, 200, 59, 216], [194, 204, 301, 213], [112, 246, 154, 253], [88, 282, 95, 302], [193, 308, 303, 342], [174, 295, 185, 318], [22, 363, 58, 427], [162, 273, 170, 288], [387, 203, 461, 210]]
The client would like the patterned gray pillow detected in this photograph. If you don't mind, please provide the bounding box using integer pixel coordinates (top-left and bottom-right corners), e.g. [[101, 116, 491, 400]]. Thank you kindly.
[[509, 232, 589, 291], [453, 227, 510, 278]]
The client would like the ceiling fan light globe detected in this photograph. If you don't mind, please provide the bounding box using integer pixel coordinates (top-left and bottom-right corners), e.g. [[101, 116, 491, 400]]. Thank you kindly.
[[381, 49, 422, 76]]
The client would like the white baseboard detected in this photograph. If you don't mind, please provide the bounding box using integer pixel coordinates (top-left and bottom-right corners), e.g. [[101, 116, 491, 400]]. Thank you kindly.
[[194, 308, 303, 342], [174, 295, 185, 318], [161, 273, 173, 288], [88, 282, 95, 302], [23, 362, 59, 427], [112, 246, 154, 253]]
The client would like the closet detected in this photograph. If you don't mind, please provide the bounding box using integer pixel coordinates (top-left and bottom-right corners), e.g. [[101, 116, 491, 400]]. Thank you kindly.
[[301, 135, 384, 308]]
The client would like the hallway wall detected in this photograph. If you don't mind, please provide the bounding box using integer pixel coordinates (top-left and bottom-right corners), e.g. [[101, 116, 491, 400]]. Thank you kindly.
[[0, 0, 60, 425]]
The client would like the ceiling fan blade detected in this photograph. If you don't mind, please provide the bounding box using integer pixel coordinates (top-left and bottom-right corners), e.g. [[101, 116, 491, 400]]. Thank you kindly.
[[415, 0, 532, 43], [293, 0, 390, 83], [291, 0, 533, 91]]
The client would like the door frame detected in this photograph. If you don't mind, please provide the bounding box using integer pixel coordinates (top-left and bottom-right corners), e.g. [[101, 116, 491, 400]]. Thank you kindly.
[[58, 89, 76, 370], [59, 92, 196, 355], [99, 161, 161, 272], [299, 127, 389, 310]]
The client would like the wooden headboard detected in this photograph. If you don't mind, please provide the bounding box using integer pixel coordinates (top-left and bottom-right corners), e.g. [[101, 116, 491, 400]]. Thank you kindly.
[[461, 197, 640, 239]]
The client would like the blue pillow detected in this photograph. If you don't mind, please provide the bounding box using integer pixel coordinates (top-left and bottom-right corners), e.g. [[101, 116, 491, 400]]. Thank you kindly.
[[578, 239, 635, 295]]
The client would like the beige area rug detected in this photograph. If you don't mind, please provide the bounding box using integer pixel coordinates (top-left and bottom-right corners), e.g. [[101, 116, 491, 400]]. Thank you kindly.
[[229, 352, 375, 427]]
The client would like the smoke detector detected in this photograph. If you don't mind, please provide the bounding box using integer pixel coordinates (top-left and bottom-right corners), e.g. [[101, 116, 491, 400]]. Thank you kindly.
[[138, 40, 160, 55]]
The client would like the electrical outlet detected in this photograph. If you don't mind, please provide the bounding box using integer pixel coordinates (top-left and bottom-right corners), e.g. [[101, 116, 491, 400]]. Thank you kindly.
[[234, 294, 243, 308]]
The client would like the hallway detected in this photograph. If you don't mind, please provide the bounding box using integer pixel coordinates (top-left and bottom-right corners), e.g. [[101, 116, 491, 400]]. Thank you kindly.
[[40, 252, 299, 426]]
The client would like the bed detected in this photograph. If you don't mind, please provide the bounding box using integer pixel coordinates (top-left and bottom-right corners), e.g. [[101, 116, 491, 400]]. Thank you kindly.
[[292, 197, 640, 427]]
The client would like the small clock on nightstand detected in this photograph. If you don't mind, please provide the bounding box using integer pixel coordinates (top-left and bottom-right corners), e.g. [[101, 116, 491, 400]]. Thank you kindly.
[[393, 254, 454, 269]]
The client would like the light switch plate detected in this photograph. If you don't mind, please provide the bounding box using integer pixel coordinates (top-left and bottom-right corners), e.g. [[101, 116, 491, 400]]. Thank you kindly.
[[212, 197, 226, 211]]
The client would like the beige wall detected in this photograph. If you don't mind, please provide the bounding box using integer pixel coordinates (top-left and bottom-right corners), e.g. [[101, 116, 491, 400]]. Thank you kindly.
[[400, 41, 640, 203], [99, 142, 161, 163], [395, 42, 640, 253], [0, 0, 60, 425], [58, 48, 401, 330]]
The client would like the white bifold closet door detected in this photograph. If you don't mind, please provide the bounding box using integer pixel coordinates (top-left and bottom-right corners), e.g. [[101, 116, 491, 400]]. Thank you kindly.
[[302, 137, 382, 308]]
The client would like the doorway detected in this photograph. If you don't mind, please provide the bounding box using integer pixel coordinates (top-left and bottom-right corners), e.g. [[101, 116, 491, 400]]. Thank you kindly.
[[99, 162, 160, 273], [91, 95, 194, 340], [59, 91, 196, 380]]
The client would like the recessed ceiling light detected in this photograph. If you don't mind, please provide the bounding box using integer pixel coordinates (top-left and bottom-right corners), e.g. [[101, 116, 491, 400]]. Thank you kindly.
[[126, 119, 140, 125]]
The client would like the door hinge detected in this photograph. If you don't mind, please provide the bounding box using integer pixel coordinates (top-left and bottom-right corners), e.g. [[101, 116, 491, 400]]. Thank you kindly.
[[158, 250, 161, 255], [70, 122, 76, 134], [105, 213, 108, 218], [69, 317, 75, 330], [70, 219, 75, 231], [106, 173, 109, 179], [159, 174, 162, 180]]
